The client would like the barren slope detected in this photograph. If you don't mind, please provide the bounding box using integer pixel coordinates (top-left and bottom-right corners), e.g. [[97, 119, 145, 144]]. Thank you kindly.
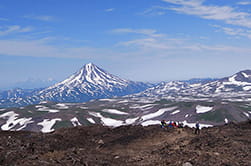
[[0, 121, 250, 166]]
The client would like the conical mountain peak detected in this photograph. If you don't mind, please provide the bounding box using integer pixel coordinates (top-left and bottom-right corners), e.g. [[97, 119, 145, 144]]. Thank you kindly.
[[72, 63, 128, 86], [35, 63, 151, 103], [83, 63, 96, 70]]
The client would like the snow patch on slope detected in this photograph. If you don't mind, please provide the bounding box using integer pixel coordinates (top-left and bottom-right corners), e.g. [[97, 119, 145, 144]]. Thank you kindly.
[[87, 118, 96, 124], [243, 112, 250, 118], [0, 111, 33, 131], [226, 74, 251, 86], [89, 112, 123, 127], [71, 117, 82, 126], [242, 72, 250, 78], [243, 86, 251, 91], [125, 117, 139, 125], [102, 109, 128, 115], [182, 120, 213, 129], [141, 120, 161, 126], [37, 106, 59, 113], [37, 118, 62, 133], [141, 107, 177, 121], [117, 99, 129, 103], [56, 103, 69, 109], [196, 105, 213, 113], [99, 99, 118, 102], [170, 110, 180, 115], [80, 107, 89, 109], [130, 104, 156, 110]]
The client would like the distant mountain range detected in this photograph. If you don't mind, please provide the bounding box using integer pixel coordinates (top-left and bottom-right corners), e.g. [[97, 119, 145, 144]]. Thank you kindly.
[[0, 63, 251, 108], [0, 65, 251, 132], [0, 63, 152, 108], [130, 70, 251, 101], [0, 78, 57, 90]]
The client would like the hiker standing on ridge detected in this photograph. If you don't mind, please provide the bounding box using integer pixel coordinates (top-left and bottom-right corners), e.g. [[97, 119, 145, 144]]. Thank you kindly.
[[195, 121, 200, 134]]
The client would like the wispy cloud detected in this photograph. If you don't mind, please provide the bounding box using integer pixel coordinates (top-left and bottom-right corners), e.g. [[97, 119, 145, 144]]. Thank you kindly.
[[1, 27, 251, 73], [112, 28, 251, 58], [160, 0, 251, 28], [237, 1, 251, 5], [140, 6, 167, 16], [105, 8, 115, 12], [212, 24, 251, 39], [0, 25, 33, 36], [111, 28, 165, 37], [24, 15, 55, 21], [0, 38, 117, 59], [0, 17, 8, 21]]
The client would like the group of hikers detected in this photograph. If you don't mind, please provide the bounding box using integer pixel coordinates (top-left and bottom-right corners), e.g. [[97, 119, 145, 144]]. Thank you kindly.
[[160, 120, 200, 134], [160, 120, 184, 128]]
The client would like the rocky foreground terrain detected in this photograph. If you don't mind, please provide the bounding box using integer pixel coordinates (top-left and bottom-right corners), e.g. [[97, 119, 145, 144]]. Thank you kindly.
[[0, 121, 250, 166]]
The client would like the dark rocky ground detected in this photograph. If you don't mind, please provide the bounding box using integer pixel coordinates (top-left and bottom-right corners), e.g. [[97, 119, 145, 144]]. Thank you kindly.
[[0, 121, 250, 166]]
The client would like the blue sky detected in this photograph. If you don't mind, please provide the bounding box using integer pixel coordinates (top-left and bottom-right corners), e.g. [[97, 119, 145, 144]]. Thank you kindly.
[[1, 0, 251, 89]]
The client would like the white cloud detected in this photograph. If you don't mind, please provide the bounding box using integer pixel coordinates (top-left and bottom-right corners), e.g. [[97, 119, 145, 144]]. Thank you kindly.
[[237, 1, 251, 5], [24, 15, 55, 21], [161, 0, 251, 28], [105, 8, 115, 12], [0, 25, 33, 36]]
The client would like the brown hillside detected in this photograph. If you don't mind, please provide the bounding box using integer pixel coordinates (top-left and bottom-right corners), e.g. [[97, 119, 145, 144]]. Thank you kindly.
[[0, 121, 250, 166]]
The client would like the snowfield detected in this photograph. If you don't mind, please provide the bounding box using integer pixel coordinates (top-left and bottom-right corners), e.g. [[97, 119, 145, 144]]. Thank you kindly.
[[196, 105, 213, 113], [141, 107, 177, 121], [226, 74, 251, 86], [70, 117, 82, 126], [242, 72, 250, 78], [37, 118, 62, 133], [129, 104, 156, 110], [89, 112, 123, 127], [117, 99, 129, 103], [80, 107, 89, 109], [39, 101, 49, 104], [99, 99, 118, 102], [37, 106, 60, 113], [141, 120, 161, 126], [125, 117, 139, 125], [102, 109, 128, 115], [170, 110, 180, 115], [243, 112, 249, 118], [243, 86, 251, 91], [0, 111, 34, 131], [87, 118, 96, 124], [182, 120, 213, 129], [56, 103, 69, 109]]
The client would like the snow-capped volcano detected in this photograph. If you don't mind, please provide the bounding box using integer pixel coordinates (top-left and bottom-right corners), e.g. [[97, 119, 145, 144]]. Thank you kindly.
[[0, 63, 152, 107], [38, 63, 151, 102], [1, 68, 251, 108], [44, 63, 130, 91]]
